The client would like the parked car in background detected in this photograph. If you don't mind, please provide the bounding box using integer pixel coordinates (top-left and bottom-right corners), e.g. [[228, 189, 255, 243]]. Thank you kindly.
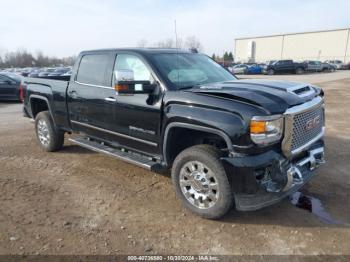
[[245, 64, 262, 74], [20, 68, 33, 77], [265, 60, 276, 66], [304, 60, 323, 72], [304, 60, 335, 72], [61, 70, 72, 77], [0, 72, 23, 101], [38, 68, 56, 78], [28, 69, 43, 78], [325, 60, 345, 70], [231, 64, 248, 74], [47, 67, 71, 77], [321, 62, 336, 72], [263, 60, 307, 75]]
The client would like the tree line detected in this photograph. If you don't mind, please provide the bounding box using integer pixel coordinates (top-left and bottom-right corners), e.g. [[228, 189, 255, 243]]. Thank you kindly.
[[137, 36, 235, 63], [0, 49, 76, 68], [212, 51, 234, 62], [137, 35, 203, 51]]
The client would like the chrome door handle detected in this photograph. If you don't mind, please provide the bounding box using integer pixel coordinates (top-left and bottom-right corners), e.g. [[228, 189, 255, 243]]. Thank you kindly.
[[104, 97, 117, 102]]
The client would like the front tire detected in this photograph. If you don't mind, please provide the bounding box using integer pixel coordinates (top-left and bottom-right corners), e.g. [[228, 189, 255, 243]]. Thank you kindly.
[[267, 69, 274, 75], [35, 111, 64, 152], [171, 145, 233, 219]]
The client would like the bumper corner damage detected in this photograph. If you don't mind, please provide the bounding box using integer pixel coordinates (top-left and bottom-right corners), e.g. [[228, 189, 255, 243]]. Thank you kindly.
[[223, 142, 325, 211]]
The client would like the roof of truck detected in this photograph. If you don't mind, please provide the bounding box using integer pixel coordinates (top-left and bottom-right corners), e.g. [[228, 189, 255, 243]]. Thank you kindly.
[[80, 48, 194, 55]]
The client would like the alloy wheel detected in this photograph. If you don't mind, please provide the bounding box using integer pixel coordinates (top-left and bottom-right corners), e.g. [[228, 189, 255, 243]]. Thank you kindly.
[[37, 119, 50, 146], [179, 161, 219, 209]]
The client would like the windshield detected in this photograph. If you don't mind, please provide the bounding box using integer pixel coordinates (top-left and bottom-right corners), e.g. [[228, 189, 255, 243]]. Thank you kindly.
[[151, 53, 236, 89]]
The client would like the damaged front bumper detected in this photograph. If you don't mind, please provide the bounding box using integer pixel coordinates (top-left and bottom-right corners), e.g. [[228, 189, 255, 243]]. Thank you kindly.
[[222, 141, 325, 211]]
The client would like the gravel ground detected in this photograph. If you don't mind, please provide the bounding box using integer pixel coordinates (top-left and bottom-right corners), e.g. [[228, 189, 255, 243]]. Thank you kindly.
[[0, 71, 349, 256]]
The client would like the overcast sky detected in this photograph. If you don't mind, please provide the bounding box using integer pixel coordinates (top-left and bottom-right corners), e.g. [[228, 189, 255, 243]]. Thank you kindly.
[[0, 0, 349, 58]]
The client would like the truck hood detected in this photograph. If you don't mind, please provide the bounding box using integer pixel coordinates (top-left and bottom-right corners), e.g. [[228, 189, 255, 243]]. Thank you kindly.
[[185, 79, 320, 114]]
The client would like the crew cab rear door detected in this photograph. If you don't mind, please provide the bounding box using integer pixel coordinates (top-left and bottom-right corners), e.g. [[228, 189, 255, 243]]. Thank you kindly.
[[101, 52, 162, 155], [67, 51, 116, 138]]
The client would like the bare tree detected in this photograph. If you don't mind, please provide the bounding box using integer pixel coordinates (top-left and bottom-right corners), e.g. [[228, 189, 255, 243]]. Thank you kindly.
[[0, 49, 76, 68], [175, 37, 183, 49], [156, 38, 175, 48], [137, 39, 148, 48], [184, 36, 203, 52]]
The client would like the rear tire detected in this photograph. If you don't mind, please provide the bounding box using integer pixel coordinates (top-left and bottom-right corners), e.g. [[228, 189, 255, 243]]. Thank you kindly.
[[171, 145, 233, 219], [35, 111, 64, 152]]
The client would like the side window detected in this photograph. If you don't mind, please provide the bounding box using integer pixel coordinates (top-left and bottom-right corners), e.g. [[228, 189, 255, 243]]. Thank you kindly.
[[115, 54, 152, 82], [76, 54, 114, 86]]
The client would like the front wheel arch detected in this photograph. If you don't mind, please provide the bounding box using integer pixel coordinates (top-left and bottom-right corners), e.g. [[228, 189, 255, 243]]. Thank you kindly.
[[163, 123, 233, 167]]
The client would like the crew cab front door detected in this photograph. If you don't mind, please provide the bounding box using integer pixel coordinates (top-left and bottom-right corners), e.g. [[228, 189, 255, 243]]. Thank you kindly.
[[102, 53, 162, 155], [275, 60, 291, 73]]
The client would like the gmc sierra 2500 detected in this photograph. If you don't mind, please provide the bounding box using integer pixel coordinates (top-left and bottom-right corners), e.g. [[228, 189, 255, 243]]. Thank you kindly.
[[23, 48, 325, 219]]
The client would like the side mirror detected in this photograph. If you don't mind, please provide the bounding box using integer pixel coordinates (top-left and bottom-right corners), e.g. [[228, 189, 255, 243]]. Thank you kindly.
[[114, 70, 156, 95]]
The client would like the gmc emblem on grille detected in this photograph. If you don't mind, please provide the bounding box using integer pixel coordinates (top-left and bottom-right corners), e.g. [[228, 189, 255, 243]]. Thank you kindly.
[[305, 115, 321, 131]]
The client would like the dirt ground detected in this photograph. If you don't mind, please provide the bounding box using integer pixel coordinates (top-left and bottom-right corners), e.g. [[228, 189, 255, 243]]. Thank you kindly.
[[0, 71, 350, 256]]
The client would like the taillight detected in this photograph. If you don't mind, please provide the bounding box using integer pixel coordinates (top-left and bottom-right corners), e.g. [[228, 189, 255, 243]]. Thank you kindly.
[[19, 84, 24, 102]]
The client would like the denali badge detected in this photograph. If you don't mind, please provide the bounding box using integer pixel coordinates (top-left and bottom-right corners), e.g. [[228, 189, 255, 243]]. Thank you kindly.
[[305, 115, 321, 131], [129, 126, 156, 135]]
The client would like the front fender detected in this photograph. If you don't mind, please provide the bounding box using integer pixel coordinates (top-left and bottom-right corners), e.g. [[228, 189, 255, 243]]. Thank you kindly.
[[164, 103, 247, 142]]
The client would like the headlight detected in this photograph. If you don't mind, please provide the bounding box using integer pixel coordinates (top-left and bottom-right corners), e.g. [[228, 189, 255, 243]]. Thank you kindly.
[[250, 115, 284, 145]]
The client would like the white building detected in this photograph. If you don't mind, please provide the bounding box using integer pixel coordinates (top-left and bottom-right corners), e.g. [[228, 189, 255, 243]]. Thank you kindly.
[[234, 28, 350, 63]]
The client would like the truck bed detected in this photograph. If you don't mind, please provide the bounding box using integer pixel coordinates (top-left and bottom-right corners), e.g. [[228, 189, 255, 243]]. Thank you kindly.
[[23, 77, 70, 130]]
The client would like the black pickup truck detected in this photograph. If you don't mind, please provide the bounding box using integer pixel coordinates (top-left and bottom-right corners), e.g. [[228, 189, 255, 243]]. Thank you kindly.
[[22, 48, 325, 219], [263, 60, 307, 75]]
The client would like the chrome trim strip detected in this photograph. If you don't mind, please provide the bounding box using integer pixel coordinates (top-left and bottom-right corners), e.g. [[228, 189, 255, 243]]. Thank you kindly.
[[74, 80, 114, 90], [70, 120, 158, 147], [68, 138, 152, 170], [104, 97, 117, 102]]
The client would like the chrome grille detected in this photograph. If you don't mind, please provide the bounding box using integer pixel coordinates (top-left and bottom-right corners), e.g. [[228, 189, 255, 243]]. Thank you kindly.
[[282, 97, 325, 158], [291, 106, 324, 151]]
